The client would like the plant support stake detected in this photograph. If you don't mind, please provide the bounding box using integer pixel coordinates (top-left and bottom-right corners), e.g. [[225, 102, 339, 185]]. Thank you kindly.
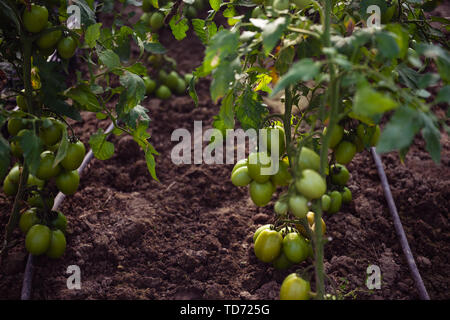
[[21, 122, 115, 300], [371, 147, 430, 300]]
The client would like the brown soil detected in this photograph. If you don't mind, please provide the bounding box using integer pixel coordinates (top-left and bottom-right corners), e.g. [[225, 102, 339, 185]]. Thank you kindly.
[[0, 11, 449, 301]]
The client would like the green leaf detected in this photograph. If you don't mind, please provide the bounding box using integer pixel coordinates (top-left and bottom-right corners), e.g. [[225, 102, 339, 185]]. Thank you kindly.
[[434, 85, 450, 105], [375, 31, 400, 59], [211, 58, 241, 102], [98, 49, 121, 70], [353, 86, 398, 118], [188, 75, 198, 106], [89, 129, 114, 160], [66, 84, 101, 112], [271, 59, 320, 96], [145, 146, 158, 181], [0, 1, 20, 31], [169, 14, 189, 41], [54, 127, 69, 167], [202, 30, 239, 75], [376, 106, 422, 154], [125, 62, 148, 76], [209, 0, 221, 11], [421, 113, 441, 163], [236, 89, 269, 131], [0, 135, 10, 181], [121, 105, 150, 130], [19, 130, 42, 176], [85, 23, 102, 48], [192, 19, 208, 45], [262, 17, 290, 56], [213, 91, 235, 136], [73, 0, 97, 27], [385, 24, 409, 59], [151, 0, 159, 8], [119, 71, 146, 112], [143, 42, 167, 54]]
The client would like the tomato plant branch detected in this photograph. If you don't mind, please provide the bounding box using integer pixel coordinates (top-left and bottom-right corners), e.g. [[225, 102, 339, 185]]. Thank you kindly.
[[283, 87, 294, 168]]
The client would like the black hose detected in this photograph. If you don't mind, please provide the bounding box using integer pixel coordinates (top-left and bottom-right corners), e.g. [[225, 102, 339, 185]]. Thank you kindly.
[[370, 147, 430, 300]]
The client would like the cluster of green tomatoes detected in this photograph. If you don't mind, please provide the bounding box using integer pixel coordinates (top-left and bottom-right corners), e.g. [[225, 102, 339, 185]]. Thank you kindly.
[[22, 3, 78, 59], [4, 115, 86, 258]]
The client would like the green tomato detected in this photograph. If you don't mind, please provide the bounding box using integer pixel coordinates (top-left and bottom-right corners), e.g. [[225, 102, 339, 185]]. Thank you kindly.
[[254, 229, 283, 263], [273, 251, 293, 270], [39, 119, 62, 146], [7, 118, 27, 136], [271, 160, 291, 187], [164, 71, 180, 91], [22, 4, 48, 33], [174, 78, 186, 95], [231, 166, 252, 187], [335, 141, 356, 165], [143, 76, 157, 95], [342, 187, 352, 204], [330, 163, 350, 186], [46, 229, 66, 259], [253, 224, 272, 243], [50, 211, 67, 233], [282, 232, 309, 263], [57, 36, 77, 59], [273, 0, 290, 11], [280, 273, 311, 300], [7, 165, 21, 185], [36, 22, 62, 49], [370, 125, 381, 147], [328, 190, 342, 214], [288, 194, 309, 218], [321, 194, 331, 212], [261, 126, 286, 159], [247, 152, 272, 183], [150, 12, 164, 31], [27, 174, 45, 189], [61, 141, 86, 171], [3, 177, 18, 196], [27, 191, 54, 209], [184, 5, 197, 19], [148, 54, 163, 67], [251, 7, 264, 18], [249, 180, 274, 207], [158, 69, 168, 83], [274, 199, 289, 216], [25, 224, 51, 255], [156, 85, 172, 100], [16, 92, 28, 111], [295, 169, 326, 199], [11, 129, 29, 157], [324, 124, 344, 149], [19, 208, 40, 234], [291, 0, 312, 9], [232, 158, 248, 175], [55, 170, 80, 195], [297, 147, 320, 172], [184, 73, 194, 84], [36, 151, 61, 180]]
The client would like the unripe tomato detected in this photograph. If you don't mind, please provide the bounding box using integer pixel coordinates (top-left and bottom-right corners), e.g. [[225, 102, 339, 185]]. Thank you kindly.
[[273, 0, 290, 11], [36, 22, 62, 49], [261, 126, 286, 158], [341, 186, 352, 204], [57, 36, 77, 59], [253, 224, 272, 243], [295, 169, 326, 199], [280, 273, 311, 300], [231, 166, 252, 187], [27, 174, 44, 189], [55, 170, 79, 195], [150, 12, 164, 31], [288, 194, 308, 218], [232, 158, 248, 175], [11, 129, 28, 157], [25, 224, 51, 255], [330, 163, 350, 186], [183, 5, 198, 19], [3, 177, 18, 196], [282, 232, 309, 263], [19, 208, 40, 234], [328, 190, 342, 214], [156, 85, 171, 100], [251, 7, 264, 18], [36, 151, 61, 180], [271, 160, 291, 186], [39, 119, 62, 146], [291, 0, 312, 9], [7, 118, 27, 136], [22, 4, 48, 33], [254, 229, 283, 263], [51, 211, 67, 233], [143, 76, 157, 95], [370, 125, 381, 147], [164, 71, 180, 91], [174, 78, 186, 95], [46, 229, 66, 259], [324, 124, 344, 149], [27, 192, 54, 209], [334, 141, 356, 165], [16, 92, 28, 111], [247, 152, 272, 183], [7, 165, 21, 184], [158, 69, 168, 83], [297, 147, 320, 172], [184, 73, 194, 84], [307, 211, 326, 235], [274, 199, 288, 216], [148, 54, 162, 67], [321, 194, 331, 212], [273, 251, 293, 270], [249, 180, 274, 207], [61, 141, 85, 171]]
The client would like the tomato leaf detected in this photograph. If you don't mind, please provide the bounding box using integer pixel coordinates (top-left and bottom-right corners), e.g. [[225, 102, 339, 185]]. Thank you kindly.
[[209, 0, 221, 11], [375, 31, 400, 59], [353, 86, 398, 118], [188, 75, 198, 106], [85, 23, 102, 48], [271, 59, 320, 96], [89, 129, 115, 160], [236, 89, 269, 131], [73, 0, 97, 27], [145, 146, 158, 181], [54, 127, 69, 168], [213, 91, 235, 136], [169, 14, 189, 41], [421, 113, 441, 163], [66, 84, 102, 112], [434, 85, 450, 105], [143, 42, 167, 54], [19, 130, 42, 176], [98, 49, 121, 70], [118, 71, 146, 112], [262, 17, 290, 56], [210, 57, 241, 102]]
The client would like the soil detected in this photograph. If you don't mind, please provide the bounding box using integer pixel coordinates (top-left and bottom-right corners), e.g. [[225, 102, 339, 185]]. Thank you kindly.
[[0, 7, 449, 300]]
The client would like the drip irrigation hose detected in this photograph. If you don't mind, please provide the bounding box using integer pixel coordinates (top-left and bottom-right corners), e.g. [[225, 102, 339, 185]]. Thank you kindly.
[[370, 147, 430, 300], [20, 122, 115, 300]]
